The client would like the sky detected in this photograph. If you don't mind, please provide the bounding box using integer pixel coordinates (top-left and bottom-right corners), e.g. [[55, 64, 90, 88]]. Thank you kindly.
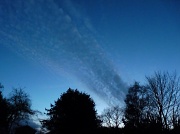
[[0, 0, 180, 121]]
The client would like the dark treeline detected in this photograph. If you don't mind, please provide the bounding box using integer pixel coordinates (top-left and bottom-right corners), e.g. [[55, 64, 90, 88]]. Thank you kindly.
[[1, 71, 180, 134]]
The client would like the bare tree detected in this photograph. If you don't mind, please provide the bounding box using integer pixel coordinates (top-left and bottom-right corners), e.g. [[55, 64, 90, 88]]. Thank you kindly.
[[7, 88, 35, 133], [100, 105, 123, 128], [146, 71, 180, 130]]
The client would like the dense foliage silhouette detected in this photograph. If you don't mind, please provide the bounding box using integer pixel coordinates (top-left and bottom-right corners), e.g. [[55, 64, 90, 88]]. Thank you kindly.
[[0, 85, 9, 134], [123, 82, 149, 133], [15, 125, 36, 134], [42, 88, 101, 134]]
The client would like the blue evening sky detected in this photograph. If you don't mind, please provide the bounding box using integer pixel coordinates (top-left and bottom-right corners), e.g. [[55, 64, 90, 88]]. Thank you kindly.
[[0, 0, 180, 116]]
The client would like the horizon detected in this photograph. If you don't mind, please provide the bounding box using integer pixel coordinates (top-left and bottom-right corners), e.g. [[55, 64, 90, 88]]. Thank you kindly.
[[1, 0, 180, 127]]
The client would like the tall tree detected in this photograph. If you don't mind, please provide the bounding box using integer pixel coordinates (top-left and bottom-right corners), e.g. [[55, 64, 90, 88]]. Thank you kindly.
[[146, 71, 180, 131], [123, 82, 149, 133], [0, 85, 34, 133], [7, 88, 35, 133], [42, 88, 101, 134]]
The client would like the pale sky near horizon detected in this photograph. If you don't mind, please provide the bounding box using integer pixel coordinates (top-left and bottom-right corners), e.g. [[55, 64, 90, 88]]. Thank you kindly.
[[0, 0, 180, 118]]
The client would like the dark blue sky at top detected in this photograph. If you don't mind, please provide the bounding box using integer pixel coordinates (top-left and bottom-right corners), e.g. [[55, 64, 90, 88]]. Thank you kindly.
[[61, 0, 180, 80], [0, 0, 180, 116]]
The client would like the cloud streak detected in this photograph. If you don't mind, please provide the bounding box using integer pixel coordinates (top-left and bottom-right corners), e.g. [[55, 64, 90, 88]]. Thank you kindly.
[[0, 0, 127, 104]]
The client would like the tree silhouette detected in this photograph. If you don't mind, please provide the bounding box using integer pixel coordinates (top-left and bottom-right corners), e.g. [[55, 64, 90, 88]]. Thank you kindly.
[[7, 88, 34, 133], [123, 72, 180, 134], [100, 105, 123, 128], [0, 85, 35, 133], [146, 71, 180, 131], [42, 88, 101, 134], [0, 84, 9, 134], [15, 125, 36, 134], [123, 82, 149, 133]]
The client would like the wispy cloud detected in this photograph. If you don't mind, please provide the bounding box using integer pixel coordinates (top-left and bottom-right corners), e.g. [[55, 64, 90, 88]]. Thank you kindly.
[[0, 0, 127, 105]]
